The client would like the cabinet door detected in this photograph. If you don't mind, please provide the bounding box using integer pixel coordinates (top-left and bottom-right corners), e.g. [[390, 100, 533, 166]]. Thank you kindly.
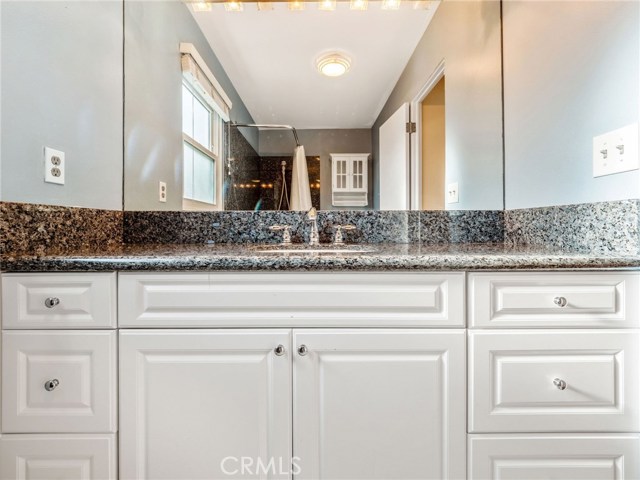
[[332, 157, 349, 191], [0, 434, 117, 480], [293, 329, 466, 480], [119, 330, 292, 480], [469, 434, 640, 480], [348, 155, 367, 192]]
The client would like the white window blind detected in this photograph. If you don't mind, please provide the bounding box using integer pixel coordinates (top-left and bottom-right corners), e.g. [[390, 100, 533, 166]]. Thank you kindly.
[[180, 42, 232, 122]]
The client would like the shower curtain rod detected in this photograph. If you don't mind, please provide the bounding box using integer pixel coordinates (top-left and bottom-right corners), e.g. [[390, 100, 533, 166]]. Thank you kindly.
[[231, 122, 301, 147]]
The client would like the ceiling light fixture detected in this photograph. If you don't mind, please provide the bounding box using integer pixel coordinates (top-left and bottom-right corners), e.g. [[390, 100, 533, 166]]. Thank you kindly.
[[317, 53, 351, 77], [224, 0, 244, 11], [257, 2, 275, 9], [288, 0, 305, 10], [318, 0, 337, 10], [349, 0, 368, 10], [413, 0, 430, 9], [191, 1, 212, 12], [381, 0, 401, 9]]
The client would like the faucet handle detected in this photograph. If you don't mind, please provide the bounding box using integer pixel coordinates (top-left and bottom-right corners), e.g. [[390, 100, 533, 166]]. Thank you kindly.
[[333, 225, 356, 246], [269, 225, 292, 245]]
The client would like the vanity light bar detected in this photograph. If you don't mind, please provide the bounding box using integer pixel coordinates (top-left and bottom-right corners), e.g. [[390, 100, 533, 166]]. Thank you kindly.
[[188, 0, 431, 10]]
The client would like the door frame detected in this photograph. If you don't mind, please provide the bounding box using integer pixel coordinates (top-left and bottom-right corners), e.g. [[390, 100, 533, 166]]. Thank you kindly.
[[410, 59, 445, 210]]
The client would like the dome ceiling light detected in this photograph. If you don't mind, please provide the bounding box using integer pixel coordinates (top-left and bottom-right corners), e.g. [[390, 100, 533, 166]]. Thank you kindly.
[[317, 53, 351, 77]]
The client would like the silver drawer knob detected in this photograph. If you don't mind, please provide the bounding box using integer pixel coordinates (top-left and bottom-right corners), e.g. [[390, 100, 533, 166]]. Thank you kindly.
[[44, 379, 60, 391], [297, 345, 308, 356], [553, 296, 568, 308], [553, 378, 567, 390], [45, 297, 60, 309], [274, 345, 286, 356]]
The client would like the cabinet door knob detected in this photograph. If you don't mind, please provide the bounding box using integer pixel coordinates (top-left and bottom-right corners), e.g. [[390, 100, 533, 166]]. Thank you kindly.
[[553, 378, 567, 390], [297, 345, 308, 356], [553, 296, 568, 308], [45, 297, 60, 308], [44, 379, 60, 391], [274, 345, 286, 356]]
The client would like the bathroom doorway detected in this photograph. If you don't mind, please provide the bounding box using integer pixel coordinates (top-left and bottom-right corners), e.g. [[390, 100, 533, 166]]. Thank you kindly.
[[421, 76, 446, 210]]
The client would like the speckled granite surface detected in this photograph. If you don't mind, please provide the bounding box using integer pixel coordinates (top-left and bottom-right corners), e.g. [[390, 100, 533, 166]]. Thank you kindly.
[[123, 210, 504, 245], [0, 202, 123, 255], [4, 199, 640, 272], [2, 243, 639, 272], [421, 210, 504, 244], [505, 200, 640, 255]]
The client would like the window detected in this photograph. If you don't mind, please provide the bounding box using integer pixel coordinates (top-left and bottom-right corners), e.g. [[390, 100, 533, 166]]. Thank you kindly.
[[182, 83, 221, 205], [180, 43, 232, 210]]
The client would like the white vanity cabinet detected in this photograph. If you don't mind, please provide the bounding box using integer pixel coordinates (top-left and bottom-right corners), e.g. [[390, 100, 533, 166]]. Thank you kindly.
[[118, 327, 465, 480], [0, 273, 118, 480], [467, 272, 640, 480], [1, 270, 639, 480]]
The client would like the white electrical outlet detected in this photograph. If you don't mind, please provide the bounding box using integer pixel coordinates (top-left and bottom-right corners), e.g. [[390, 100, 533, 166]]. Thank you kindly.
[[159, 181, 167, 203], [44, 147, 65, 185], [447, 182, 459, 204], [593, 123, 639, 178]]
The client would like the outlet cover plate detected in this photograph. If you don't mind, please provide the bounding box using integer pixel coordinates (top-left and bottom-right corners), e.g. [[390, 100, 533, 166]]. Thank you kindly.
[[44, 147, 65, 185], [159, 181, 167, 203]]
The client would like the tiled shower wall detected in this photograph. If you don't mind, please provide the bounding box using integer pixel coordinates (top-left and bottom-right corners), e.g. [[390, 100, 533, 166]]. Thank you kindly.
[[225, 126, 320, 211]]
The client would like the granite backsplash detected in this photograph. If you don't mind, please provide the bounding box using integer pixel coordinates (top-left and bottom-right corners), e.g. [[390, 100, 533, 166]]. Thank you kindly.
[[504, 199, 640, 255], [0, 202, 123, 255], [122, 209, 504, 245], [3, 199, 640, 256]]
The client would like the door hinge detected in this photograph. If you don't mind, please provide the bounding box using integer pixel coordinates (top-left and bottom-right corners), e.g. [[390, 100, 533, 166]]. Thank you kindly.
[[406, 122, 416, 134]]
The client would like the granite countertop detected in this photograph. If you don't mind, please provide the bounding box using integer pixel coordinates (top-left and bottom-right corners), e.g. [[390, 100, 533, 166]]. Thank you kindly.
[[2, 243, 640, 272]]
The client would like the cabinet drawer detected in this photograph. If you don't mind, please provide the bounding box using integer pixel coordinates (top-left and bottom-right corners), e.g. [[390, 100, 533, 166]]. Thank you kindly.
[[2, 273, 116, 329], [2, 331, 117, 433], [469, 434, 640, 480], [119, 272, 464, 327], [470, 272, 639, 328], [469, 330, 639, 433], [0, 434, 117, 480]]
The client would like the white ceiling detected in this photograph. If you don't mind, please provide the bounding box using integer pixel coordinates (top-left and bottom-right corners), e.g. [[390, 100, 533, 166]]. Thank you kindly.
[[189, 2, 438, 129]]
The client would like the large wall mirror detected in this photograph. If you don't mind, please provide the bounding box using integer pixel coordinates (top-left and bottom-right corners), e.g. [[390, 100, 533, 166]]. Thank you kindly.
[[123, 0, 504, 212], [3, 2, 637, 215]]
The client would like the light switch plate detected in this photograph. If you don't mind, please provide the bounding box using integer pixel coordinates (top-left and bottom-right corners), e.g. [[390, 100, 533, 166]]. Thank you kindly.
[[44, 147, 65, 185], [447, 182, 459, 204], [593, 123, 639, 178]]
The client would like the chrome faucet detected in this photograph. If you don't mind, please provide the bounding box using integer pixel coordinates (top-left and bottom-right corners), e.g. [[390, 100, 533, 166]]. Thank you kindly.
[[307, 207, 320, 246]]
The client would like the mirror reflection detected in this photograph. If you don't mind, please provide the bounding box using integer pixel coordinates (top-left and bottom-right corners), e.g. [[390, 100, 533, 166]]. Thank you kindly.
[[124, 0, 504, 212]]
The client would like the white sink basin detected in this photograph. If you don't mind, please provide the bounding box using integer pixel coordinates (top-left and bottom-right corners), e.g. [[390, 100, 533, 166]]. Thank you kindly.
[[253, 245, 377, 255]]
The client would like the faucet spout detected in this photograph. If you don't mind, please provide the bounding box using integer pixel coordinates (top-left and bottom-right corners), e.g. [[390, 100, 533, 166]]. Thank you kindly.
[[307, 207, 319, 246]]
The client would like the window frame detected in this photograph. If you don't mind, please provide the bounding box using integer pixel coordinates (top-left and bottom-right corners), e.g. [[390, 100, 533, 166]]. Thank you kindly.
[[181, 81, 223, 210], [180, 43, 231, 211]]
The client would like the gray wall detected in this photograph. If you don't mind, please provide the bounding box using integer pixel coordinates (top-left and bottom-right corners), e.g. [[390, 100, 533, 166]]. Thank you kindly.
[[1, 1, 123, 210], [503, 0, 640, 210], [372, 0, 503, 211], [259, 129, 373, 210], [124, 1, 255, 211]]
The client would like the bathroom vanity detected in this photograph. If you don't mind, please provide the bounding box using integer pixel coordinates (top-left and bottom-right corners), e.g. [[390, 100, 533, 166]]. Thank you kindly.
[[1, 256, 638, 480]]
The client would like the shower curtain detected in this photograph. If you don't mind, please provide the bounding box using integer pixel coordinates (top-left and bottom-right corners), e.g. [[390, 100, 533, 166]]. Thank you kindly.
[[290, 145, 312, 211]]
